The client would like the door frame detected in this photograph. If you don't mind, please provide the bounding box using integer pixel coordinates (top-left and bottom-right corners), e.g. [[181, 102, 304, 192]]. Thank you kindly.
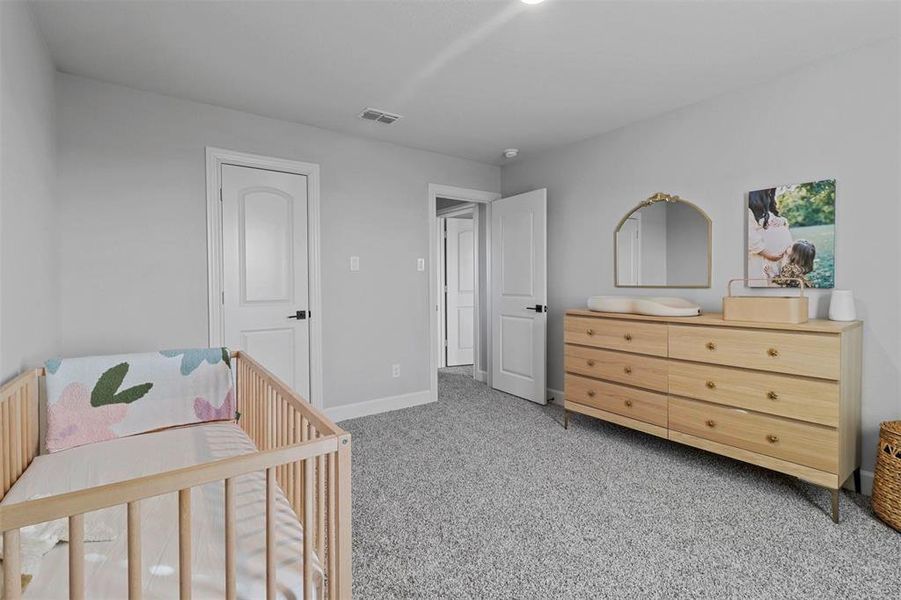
[[428, 184, 500, 403], [437, 204, 476, 369], [205, 146, 324, 408]]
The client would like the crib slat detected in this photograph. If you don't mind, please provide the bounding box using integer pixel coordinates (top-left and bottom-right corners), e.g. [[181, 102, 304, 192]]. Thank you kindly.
[[266, 467, 276, 600], [3, 528, 22, 600], [225, 478, 237, 600], [128, 501, 142, 599], [293, 413, 302, 518], [10, 395, 21, 480], [303, 454, 314, 600], [317, 445, 326, 560], [334, 435, 352, 600], [328, 451, 337, 596], [15, 390, 24, 479], [28, 377, 39, 462], [179, 488, 192, 600], [68, 514, 85, 600], [287, 407, 295, 508], [2, 399, 10, 495]]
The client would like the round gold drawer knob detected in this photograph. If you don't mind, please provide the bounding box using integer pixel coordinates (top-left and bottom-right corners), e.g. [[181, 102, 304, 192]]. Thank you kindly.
[[624, 400, 633, 407], [706, 342, 716, 350], [624, 366, 632, 374], [624, 333, 633, 341], [706, 419, 716, 428], [587, 390, 596, 398], [587, 359, 596, 367], [767, 348, 779, 357], [767, 391, 779, 400], [767, 434, 779, 443], [586, 328, 595, 336], [706, 380, 716, 390]]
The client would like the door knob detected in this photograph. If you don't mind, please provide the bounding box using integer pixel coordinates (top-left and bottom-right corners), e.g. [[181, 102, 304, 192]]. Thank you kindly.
[[287, 310, 308, 320], [525, 304, 547, 313]]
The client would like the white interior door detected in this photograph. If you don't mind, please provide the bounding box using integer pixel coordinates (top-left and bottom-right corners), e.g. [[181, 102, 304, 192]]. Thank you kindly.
[[445, 217, 475, 366], [616, 216, 641, 285], [490, 189, 547, 404], [221, 164, 311, 400]]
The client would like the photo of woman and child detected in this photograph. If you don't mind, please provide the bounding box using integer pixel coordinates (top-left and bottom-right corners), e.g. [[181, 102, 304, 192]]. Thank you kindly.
[[746, 179, 835, 289]]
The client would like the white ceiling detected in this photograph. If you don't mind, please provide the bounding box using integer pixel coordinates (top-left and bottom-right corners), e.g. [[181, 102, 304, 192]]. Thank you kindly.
[[31, 0, 898, 165]]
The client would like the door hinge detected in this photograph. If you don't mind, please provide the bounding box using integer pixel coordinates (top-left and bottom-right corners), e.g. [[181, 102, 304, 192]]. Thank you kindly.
[[221, 291, 225, 304], [444, 285, 448, 293], [219, 187, 223, 202]]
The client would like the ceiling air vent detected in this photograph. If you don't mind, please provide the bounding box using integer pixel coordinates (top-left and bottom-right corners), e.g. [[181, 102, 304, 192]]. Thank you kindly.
[[359, 107, 403, 125]]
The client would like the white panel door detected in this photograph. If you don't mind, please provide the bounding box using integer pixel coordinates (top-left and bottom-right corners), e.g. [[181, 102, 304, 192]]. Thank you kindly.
[[221, 164, 310, 401], [446, 217, 474, 366], [490, 189, 547, 404]]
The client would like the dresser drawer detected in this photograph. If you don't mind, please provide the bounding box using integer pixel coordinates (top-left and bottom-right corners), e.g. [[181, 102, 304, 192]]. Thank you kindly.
[[565, 374, 667, 427], [668, 397, 838, 473], [668, 325, 840, 380], [564, 345, 668, 392], [564, 316, 668, 357], [668, 363, 839, 427]]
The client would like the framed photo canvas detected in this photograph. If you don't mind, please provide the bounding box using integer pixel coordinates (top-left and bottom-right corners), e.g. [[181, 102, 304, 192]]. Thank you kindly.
[[746, 179, 835, 288]]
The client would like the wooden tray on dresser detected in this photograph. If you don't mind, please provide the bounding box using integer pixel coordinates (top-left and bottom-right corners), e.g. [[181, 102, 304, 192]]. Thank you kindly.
[[563, 310, 862, 523]]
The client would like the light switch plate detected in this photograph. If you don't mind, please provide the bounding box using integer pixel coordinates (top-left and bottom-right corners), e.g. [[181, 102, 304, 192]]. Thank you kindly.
[[350, 256, 360, 272], [417, 258, 425, 271]]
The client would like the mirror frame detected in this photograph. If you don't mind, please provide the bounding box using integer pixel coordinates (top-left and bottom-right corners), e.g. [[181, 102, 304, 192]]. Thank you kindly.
[[613, 193, 712, 289]]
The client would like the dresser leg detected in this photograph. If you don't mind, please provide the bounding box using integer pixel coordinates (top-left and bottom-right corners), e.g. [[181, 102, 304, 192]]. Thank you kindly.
[[564, 409, 570, 430], [853, 468, 861, 494], [831, 488, 840, 523]]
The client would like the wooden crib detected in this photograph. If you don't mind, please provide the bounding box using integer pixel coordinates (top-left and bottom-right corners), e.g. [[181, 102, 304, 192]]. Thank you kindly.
[[0, 351, 350, 600]]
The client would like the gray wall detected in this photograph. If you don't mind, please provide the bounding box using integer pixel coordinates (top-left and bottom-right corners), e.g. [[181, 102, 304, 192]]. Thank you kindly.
[[0, 2, 59, 382], [55, 74, 500, 408], [501, 38, 900, 478]]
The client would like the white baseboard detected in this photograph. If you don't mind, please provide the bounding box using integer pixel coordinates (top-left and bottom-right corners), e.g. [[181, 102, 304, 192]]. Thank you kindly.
[[475, 369, 488, 383], [547, 388, 564, 403], [325, 389, 433, 422]]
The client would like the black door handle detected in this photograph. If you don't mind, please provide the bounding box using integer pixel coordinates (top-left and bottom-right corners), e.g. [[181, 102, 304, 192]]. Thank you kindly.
[[525, 304, 547, 313], [287, 310, 308, 320]]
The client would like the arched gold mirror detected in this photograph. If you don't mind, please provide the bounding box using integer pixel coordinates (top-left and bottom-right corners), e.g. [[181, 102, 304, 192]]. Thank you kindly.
[[614, 193, 712, 288]]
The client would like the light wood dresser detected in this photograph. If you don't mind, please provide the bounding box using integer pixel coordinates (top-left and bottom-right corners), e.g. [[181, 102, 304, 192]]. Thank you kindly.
[[564, 310, 862, 522]]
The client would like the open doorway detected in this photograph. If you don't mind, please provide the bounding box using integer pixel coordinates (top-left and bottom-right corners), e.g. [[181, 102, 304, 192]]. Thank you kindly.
[[438, 200, 476, 372], [428, 185, 500, 402]]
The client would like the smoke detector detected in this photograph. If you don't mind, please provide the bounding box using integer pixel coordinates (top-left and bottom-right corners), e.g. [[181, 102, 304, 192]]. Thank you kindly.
[[358, 107, 403, 125], [503, 148, 519, 159]]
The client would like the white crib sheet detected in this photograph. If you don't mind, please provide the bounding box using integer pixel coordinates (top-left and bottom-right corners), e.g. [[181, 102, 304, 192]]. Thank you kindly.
[[1, 422, 322, 600]]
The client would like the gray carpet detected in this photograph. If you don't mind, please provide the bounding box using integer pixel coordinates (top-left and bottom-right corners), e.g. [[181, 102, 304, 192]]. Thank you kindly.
[[341, 368, 901, 599]]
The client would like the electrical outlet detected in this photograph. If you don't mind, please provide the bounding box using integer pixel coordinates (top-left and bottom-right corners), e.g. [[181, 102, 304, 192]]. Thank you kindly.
[[392, 363, 401, 378], [417, 258, 425, 271], [350, 256, 360, 272]]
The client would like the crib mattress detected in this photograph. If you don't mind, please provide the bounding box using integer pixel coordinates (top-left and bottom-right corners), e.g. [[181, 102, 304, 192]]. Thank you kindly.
[[1, 422, 322, 599]]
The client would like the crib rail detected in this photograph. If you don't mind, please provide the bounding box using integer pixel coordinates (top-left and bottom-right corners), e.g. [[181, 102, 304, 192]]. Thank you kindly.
[[0, 369, 40, 501], [0, 352, 351, 600]]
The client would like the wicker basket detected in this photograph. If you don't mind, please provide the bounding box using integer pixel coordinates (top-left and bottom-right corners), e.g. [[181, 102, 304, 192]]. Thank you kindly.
[[872, 420, 901, 531]]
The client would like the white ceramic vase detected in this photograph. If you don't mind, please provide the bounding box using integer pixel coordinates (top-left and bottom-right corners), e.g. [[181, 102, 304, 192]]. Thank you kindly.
[[828, 290, 856, 321]]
